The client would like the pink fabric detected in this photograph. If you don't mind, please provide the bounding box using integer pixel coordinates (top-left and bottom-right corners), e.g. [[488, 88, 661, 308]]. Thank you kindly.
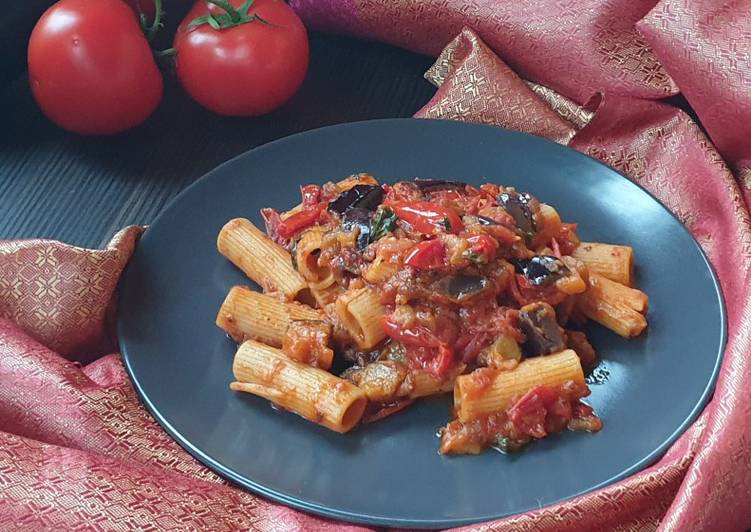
[[638, 0, 751, 184], [291, 0, 751, 197], [3, 1, 751, 529]]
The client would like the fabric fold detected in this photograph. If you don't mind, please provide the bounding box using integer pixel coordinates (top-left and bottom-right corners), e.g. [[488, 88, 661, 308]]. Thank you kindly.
[[637, 0, 751, 200], [3, 8, 751, 528]]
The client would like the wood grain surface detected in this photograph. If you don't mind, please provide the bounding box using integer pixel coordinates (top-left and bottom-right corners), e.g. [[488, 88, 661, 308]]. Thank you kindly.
[[0, 32, 435, 248]]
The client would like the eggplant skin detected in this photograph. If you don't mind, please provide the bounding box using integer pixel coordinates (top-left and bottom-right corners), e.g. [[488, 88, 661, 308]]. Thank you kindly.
[[444, 274, 489, 302], [498, 190, 537, 242], [342, 207, 373, 249], [328, 184, 384, 215], [519, 301, 566, 356], [413, 178, 468, 193], [511, 256, 569, 286]]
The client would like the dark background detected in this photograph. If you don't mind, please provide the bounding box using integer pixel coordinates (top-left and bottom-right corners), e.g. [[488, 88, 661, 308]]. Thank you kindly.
[[0, 2, 435, 248]]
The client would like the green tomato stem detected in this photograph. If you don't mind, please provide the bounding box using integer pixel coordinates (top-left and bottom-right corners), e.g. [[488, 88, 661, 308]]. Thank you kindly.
[[205, 0, 242, 21], [145, 0, 164, 42]]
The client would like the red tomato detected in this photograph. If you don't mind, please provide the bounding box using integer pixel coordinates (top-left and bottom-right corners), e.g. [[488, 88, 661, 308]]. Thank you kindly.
[[381, 315, 456, 378], [508, 386, 558, 438], [174, 0, 309, 116], [382, 316, 441, 349], [404, 240, 446, 270], [388, 201, 464, 235], [276, 204, 324, 240], [28, 0, 163, 135], [467, 234, 497, 262]]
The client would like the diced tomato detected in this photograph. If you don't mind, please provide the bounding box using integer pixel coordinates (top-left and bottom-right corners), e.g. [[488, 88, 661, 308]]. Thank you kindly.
[[382, 315, 455, 378], [404, 240, 446, 270], [434, 310, 460, 345], [277, 204, 324, 240], [260, 208, 285, 245], [382, 315, 441, 348], [573, 402, 595, 419], [387, 201, 464, 235], [300, 184, 322, 208], [457, 331, 492, 363], [508, 386, 561, 439], [427, 343, 454, 378], [467, 234, 498, 262]]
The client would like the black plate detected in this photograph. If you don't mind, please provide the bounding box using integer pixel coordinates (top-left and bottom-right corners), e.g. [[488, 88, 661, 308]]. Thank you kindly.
[[118, 119, 725, 528]]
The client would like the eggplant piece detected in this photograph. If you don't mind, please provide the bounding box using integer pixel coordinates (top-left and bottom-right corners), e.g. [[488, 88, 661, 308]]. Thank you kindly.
[[512, 256, 569, 286], [342, 360, 410, 402], [328, 184, 384, 215], [413, 178, 467, 192], [443, 274, 489, 302], [342, 207, 373, 249], [498, 190, 537, 242], [519, 302, 566, 356]]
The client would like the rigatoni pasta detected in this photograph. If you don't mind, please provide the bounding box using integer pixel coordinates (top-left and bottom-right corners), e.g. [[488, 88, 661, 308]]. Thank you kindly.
[[577, 273, 648, 338], [295, 226, 335, 287], [232, 340, 366, 432], [454, 350, 584, 422], [572, 242, 634, 286], [335, 287, 387, 350], [216, 285, 322, 346], [216, 175, 650, 454], [217, 218, 309, 301]]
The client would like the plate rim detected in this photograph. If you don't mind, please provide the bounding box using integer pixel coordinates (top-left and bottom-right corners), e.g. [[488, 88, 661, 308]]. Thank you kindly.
[[118, 117, 727, 528]]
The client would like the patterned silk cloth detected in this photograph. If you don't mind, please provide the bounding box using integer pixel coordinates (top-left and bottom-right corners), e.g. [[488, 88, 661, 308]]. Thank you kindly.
[[2, 1, 751, 530]]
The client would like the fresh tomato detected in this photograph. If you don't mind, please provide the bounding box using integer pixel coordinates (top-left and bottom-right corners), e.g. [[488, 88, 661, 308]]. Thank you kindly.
[[174, 0, 309, 116], [388, 201, 463, 235], [404, 240, 446, 270], [28, 0, 163, 135]]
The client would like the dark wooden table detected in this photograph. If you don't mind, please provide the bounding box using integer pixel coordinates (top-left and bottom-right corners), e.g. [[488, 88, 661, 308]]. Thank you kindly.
[[0, 21, 436, 248]]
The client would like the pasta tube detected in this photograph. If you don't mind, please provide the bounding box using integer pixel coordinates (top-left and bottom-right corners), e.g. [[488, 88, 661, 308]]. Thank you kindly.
[[408, 369, 459, 398], [216, 286, 321, 346], [572, 242, 634, 286], [362, 255, 399, 284], [577, 273, 648, 337], [295, 227, 335, 288], [335, 287, 387, 350], [310, 282, 343, 308], [454, 350, 585, 422], [217, 218, 309, 301], [232, 340, 367, 432]]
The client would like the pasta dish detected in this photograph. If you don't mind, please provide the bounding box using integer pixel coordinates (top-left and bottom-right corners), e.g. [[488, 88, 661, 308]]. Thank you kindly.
[[215, 174, 649, 454]]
